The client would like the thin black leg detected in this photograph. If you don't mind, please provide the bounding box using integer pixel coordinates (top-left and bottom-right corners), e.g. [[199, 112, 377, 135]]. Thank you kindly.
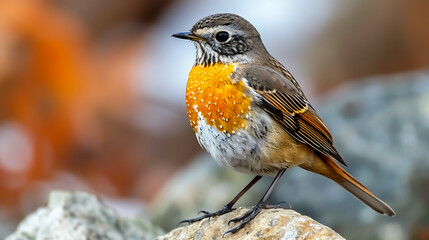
[[178, 175, 262, 225], [223, 169, 287, 236]]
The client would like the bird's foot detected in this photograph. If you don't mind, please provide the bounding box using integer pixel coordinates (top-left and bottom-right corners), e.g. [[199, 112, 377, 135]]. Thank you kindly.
[[223, 201, 289, 237], [178, 203, 235, 225]]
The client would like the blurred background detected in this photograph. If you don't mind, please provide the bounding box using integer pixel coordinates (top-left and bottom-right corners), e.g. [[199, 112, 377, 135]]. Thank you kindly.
[[0, 0, 428, 239]]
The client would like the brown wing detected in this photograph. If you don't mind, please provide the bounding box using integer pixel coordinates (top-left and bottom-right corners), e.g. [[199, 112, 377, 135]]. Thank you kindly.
[[235, 64, 346, 166]]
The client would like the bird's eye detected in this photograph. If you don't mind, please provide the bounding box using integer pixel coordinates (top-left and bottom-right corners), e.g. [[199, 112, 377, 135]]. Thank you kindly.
[[215, 31, 229, 42]]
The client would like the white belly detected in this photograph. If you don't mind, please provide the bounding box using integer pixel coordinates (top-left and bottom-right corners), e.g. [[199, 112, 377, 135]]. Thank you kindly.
[[194, 108, 314, 176]]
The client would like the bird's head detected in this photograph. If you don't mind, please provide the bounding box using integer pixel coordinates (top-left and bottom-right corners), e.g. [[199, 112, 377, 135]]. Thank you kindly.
[[173, 13, 267, 66]]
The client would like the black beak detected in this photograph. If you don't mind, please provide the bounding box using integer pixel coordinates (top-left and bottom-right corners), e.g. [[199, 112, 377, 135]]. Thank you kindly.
[[172, 31, 202, 41]]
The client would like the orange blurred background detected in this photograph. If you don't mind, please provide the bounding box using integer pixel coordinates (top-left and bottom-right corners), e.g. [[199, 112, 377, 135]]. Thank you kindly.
[[0, 0, 428, 238]]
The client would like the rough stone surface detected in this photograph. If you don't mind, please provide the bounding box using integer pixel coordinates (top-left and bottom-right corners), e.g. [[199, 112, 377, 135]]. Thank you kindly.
[[6, 191, 163, 240], [155, 208, 344, 240]]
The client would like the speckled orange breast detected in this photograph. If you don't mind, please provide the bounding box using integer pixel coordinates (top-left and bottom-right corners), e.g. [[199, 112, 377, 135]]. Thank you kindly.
[[186, 63, 252, 134]]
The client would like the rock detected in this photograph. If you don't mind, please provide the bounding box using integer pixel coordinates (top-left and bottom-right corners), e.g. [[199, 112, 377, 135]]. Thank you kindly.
[[6, 191, 164, 240], [155, 207, 344, 240]]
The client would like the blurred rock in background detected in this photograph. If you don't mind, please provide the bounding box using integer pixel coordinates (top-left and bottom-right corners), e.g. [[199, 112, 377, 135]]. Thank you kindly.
[[6, 191, 164, 240], [0, 0, 428, 239]]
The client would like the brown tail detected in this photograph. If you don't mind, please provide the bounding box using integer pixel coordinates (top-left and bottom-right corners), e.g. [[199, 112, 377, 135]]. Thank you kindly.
[[301, 155, 395, 216]]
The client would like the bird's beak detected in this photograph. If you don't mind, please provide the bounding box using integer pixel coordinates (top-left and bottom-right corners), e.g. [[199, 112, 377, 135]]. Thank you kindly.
[[172, 31, 202, 41]]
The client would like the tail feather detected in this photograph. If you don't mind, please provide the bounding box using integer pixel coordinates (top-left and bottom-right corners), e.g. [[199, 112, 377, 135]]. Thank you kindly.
[[302, 155, 395, 216]]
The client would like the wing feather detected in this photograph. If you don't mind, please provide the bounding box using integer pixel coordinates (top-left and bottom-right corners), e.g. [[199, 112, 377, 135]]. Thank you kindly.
[[236, 64, 346, 166]]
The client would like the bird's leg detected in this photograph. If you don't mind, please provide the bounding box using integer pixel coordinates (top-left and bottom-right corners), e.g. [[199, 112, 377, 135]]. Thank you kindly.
[[178, 175, 262, 225], [223, 169, 286, 236]]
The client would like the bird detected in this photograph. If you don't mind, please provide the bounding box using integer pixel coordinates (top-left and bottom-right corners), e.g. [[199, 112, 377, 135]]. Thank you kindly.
[[172, 13, 395, 235]]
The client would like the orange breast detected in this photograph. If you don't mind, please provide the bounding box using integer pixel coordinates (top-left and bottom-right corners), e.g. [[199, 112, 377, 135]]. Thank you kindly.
[[186, 63, 251, 134]]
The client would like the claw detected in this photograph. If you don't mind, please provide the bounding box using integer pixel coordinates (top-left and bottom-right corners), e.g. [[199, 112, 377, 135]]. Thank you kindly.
[[223, 222, 245, 237], [177, 215, 207, 226], [198, 210, 210, 215], [224, 203, 264, 235], [222, 227, 239, 237], [177, 204, 235, 227]]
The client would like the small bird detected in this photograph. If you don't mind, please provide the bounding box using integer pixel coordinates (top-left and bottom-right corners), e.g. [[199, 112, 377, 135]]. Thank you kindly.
[[173, 13, 395, 235]]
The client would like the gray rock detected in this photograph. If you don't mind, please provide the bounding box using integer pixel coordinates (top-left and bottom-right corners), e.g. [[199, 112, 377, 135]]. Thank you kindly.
[[151, 71, 429, 240], [6, 191, 164, 240], [155, 208, 344, 240]]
